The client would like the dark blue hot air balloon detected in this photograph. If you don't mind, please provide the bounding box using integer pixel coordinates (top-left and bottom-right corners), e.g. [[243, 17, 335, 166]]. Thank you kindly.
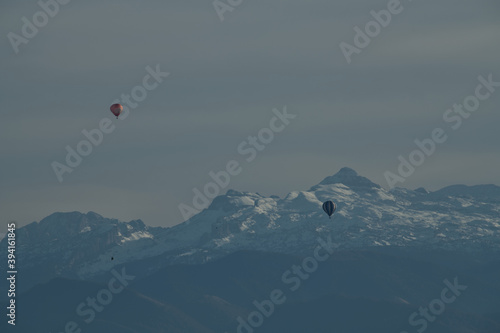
[[322, 201, 336, 219]]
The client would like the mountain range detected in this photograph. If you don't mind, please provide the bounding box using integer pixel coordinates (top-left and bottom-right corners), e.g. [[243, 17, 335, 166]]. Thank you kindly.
[[1, 167, 499, 332]]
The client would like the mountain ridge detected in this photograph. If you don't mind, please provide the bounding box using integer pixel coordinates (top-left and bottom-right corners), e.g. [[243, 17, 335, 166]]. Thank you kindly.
[[2, 167, 499, 292]]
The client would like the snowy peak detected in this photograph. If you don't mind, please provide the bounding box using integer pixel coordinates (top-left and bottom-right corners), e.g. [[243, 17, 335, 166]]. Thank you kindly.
[[207, 190, 264, 212], [311, 167, 380, 190], [414, 187, 429, 194], [19, 211, 120, 242], [431, 184, 500, 202], [8, 212, 153, 275]]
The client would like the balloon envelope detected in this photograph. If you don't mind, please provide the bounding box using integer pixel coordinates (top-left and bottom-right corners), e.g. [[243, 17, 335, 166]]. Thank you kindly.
[[110, 104, 123, 118], [322, 201, 336, 219]]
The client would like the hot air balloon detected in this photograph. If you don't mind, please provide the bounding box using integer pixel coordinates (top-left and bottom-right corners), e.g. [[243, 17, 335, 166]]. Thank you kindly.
[[322, 200, 336, 219], [110, 103, 123, 119]]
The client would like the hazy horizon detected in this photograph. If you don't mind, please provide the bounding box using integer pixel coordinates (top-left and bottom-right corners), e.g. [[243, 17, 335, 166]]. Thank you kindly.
[[3, 165, 500, 231]]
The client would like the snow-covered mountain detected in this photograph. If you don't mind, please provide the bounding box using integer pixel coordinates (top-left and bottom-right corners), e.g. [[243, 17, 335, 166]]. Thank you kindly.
[[3, 167, 500, 284]]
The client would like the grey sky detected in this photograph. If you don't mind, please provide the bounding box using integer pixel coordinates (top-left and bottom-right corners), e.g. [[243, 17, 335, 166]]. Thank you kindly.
[[1, 0, 499, 230]]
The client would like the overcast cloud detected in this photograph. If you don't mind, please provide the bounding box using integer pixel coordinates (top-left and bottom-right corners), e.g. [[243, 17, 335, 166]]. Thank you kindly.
[[1, 0, 499, 230]]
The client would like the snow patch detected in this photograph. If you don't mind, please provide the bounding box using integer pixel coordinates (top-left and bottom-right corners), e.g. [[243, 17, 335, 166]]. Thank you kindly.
[[80, 226, 91, 233], [121, 231, 154, 243]]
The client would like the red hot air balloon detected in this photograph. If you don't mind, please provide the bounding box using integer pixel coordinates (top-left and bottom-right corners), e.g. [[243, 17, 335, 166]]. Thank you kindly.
[[110, 104, 123, 119]]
